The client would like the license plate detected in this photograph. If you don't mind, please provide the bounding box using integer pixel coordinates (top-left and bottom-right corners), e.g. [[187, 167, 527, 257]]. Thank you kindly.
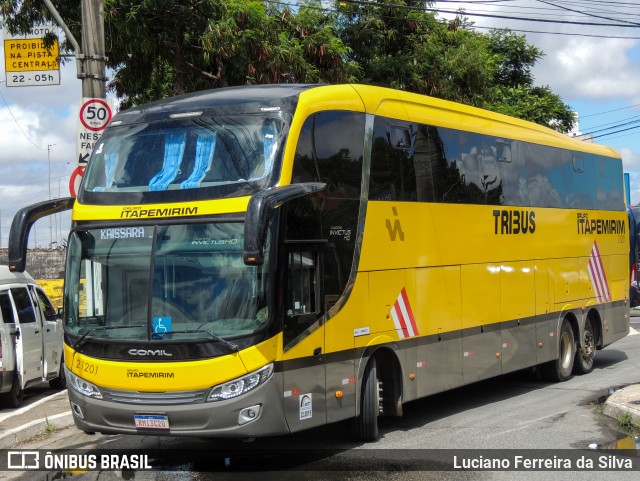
[[134, 414, 169, 430]]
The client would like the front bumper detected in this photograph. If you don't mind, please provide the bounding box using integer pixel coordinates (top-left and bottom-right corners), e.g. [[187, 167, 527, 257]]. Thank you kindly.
[[67, 371, 290, 437]]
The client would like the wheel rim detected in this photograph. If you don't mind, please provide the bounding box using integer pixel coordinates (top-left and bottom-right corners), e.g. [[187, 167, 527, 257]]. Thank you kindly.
[[560, 330, 573, 369], [581, 330, 595, 362]]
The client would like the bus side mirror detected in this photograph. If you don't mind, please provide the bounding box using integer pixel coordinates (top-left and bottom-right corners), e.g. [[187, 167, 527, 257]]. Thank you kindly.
[[243, 183, 325, 266], [8, 197, 75, 272]]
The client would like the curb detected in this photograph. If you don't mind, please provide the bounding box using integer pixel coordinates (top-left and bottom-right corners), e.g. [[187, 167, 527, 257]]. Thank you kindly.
[[0, 411, 74, 449], [603, 385, 640, 425], [0, 390, 74, 449]]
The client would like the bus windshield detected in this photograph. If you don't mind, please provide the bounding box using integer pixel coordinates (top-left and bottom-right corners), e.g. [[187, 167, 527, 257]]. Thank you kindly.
[[82, 114, 286, 194], [64, 222, 270, 343]]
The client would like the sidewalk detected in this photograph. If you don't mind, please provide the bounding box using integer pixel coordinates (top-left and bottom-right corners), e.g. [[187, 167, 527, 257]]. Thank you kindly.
[[0, 389, 74, 449]]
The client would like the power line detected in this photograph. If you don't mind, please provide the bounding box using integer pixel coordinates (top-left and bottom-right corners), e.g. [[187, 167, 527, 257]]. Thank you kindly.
[[583, 118, 640, 136], [339, 0, 640, 28], [590, 124, 640, 140], [470, 24, 640, 39], [580, 103, 640, 119]]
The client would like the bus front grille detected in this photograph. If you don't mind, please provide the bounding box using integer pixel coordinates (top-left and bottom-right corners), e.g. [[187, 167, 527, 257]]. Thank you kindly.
[[101, 388, 209, 405]]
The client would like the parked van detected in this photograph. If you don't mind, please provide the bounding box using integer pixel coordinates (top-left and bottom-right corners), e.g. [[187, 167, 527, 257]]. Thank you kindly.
[[0, 266, 65, 407]]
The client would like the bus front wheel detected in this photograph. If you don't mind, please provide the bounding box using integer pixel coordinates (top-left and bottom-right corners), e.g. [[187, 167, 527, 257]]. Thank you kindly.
[[351, 357, 380, 442], [540, 318, 575, 382]]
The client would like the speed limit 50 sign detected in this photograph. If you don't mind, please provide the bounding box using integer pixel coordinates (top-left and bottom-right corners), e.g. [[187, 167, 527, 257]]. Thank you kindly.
[[80, 98, 112, 131], [74, 97, 114, 195]]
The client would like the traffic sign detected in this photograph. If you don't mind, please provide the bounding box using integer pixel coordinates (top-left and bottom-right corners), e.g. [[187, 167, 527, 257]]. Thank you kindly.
[[79, 98, 112, 131], [76, 97, 114, 168], [69, 166, 85, 197], [4, 38, 59, 71], [2, 21, 60, 87]]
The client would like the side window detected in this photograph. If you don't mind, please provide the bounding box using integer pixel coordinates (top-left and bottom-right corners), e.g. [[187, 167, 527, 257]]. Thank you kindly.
[[35, 288, 57, 322], [0, 291, 16, 324], [369, 117, 416, 201], [291, 110, 365, 198], [10, 287, 36, 324], [597, 155, 625, 211], [564, 151, 596, 209], [284, 248, 319, 346], [525, 144, 565, 208], [479, 140, 503, 206], [499, 140, 529, 206]]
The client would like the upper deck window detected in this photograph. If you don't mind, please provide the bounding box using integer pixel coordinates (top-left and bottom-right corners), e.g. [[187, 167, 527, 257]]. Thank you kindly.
[[80, 114, 287, 203]]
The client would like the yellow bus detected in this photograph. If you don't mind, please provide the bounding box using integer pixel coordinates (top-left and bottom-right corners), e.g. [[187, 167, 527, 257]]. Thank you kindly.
[[9, 84, 630, 441]]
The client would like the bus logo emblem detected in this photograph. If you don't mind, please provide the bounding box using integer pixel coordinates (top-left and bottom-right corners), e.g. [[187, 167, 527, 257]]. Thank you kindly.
[[385, 207, 405, 241]]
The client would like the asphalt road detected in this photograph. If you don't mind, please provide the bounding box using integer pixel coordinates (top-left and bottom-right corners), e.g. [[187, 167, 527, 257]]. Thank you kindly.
[[4, 317, 640, 481]]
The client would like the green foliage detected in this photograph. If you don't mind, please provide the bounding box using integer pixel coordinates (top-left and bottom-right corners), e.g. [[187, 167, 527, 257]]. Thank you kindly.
[[487, 29, 542, 88], [481, 29, 574, 132], [0, 0, 574, 132]]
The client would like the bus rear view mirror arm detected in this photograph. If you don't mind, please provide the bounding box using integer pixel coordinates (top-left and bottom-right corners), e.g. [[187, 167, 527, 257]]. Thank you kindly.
[[8, 197, 75, 272], [244, 183, 326, 266]]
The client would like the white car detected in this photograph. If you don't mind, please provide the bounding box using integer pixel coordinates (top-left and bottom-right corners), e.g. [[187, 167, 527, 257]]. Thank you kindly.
[[0, 266, 65, 407]]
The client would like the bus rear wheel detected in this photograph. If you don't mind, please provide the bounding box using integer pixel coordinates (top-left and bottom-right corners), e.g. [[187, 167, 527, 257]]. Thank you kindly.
[[574, 318, 596, 375], [351, 358, 380, 442], [540, 318, 575, 382]]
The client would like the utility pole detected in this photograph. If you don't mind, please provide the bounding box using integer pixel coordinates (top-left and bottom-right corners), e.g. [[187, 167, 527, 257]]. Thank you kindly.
[[80, 0, 106, 99], [43, 0, 106, 195], [43, 0, 106, 99]]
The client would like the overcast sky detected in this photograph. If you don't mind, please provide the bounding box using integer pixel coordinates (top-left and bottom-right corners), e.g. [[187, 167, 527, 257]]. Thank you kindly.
[[1, 1, 640, 249]]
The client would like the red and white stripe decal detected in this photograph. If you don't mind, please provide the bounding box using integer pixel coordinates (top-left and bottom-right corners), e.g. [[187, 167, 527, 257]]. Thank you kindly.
[[284, 388, 301, 398], [588, 240, 611, 303], [390, 288, 419, 339]]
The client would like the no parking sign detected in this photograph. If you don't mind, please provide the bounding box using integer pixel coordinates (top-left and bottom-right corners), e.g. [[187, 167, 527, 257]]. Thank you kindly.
[[68, 166, 85, 198]]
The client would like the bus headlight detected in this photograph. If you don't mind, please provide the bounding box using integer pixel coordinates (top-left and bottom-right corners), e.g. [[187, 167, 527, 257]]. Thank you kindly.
[[208, 364, 273, 402], [66, 366, 103, 399]]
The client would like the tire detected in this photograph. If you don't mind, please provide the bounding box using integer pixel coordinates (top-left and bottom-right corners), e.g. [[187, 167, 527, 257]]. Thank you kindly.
[[0, 374, 24, 408], [49, 355, 67, 389], [540, 318, 575, 382], [351, 358, 380, 442], [574, 318, 596, 375]]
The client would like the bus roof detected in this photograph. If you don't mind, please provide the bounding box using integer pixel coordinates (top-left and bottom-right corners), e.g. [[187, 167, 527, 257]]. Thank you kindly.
[[114, 84, 318, 124], [111, 83, 620, 159]]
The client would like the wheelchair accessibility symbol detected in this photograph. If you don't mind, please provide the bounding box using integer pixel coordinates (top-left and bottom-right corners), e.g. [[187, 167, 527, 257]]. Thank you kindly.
[[153, 317, 172, 334]]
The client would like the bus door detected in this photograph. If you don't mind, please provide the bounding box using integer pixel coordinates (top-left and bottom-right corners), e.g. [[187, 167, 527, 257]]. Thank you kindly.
[[282, 245, 327, 432], [9, 286, 44, 387]]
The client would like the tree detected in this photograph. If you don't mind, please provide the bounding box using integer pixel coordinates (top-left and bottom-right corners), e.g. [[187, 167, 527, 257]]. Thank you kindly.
[[1, 0, 357, 108], [337, 2, 573, 131], [0, 0, 574, 132], [483, 29, 574, 132], [336, 0, 494, 105]]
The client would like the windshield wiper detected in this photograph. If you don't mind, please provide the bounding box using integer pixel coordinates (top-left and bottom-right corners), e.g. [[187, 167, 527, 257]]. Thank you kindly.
[[153, 329, 239, 353], [72, 325, 145, 351]]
